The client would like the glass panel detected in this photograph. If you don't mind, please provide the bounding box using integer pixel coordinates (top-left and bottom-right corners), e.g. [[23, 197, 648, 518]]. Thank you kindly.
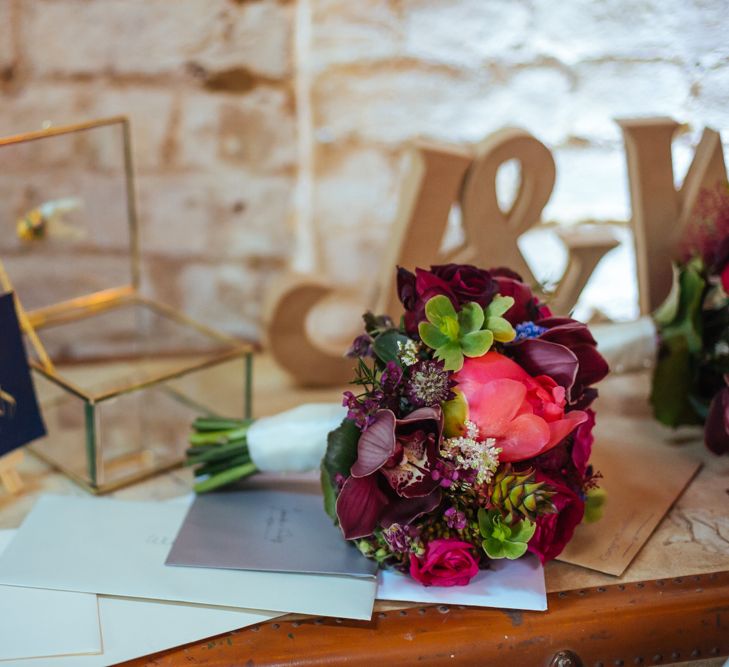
[[29, 300, 239, 399], [0, 120, 134, 312], [93, 356, 247, 490], [32, 355, 247, 492], [31, 372, 92, 483]]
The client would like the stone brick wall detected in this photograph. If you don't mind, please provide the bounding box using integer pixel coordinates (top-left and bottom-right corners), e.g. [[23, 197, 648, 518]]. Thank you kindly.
[[306, 0, 729, 320], [0, 0, 296, 339], [2, 0, 727, 336]]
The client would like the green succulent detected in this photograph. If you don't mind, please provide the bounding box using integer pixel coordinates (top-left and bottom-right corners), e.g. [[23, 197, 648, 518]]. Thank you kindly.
[[483, 295, 517, 343], [490, 465, 556, 523], [418, 296, 494, 371], [477, 508, 536, 560]]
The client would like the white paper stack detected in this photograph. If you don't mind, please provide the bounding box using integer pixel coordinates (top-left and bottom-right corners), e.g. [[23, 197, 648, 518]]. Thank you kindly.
[[0, 494, 377, 664], [0, 493, 548, 664]]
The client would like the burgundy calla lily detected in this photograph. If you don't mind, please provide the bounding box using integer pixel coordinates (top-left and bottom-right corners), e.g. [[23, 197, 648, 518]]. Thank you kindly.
[[336, 406, 444, 539], [509, 317, 609, 407], [705, 383, 729, 456]]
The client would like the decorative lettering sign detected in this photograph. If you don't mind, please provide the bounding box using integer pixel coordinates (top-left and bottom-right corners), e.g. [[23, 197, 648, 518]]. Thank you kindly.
[[266, 119, 725, 386]]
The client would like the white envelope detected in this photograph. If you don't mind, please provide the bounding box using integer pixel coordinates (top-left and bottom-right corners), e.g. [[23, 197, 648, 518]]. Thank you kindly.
[[376, 555, 547, 611], [0, 531, 101, 662], [0, 529, 282, 667], [0, 495, 376, 620]]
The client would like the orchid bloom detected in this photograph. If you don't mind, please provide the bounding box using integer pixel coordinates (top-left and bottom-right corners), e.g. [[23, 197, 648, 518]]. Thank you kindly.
[[335, 407, 443, 540]]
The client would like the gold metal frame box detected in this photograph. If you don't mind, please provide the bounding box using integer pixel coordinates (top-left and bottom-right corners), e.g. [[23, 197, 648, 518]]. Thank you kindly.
[[0, 117, 254, 493]]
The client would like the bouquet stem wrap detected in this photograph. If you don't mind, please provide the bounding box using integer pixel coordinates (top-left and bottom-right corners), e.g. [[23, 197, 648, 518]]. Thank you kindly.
[[187, 404, 346, 492]]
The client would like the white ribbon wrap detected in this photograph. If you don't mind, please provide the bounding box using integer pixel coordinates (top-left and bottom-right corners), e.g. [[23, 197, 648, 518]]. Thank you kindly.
[[246, 403, 347, 473], [591, 316, 658, 374]]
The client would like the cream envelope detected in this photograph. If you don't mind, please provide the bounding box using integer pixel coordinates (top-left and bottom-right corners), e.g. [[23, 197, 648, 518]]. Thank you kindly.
[[0, 495, 376, 620], [0, 531, 101, 662], [557, 436, 701, 576], [0, 529, 282, 667], [376, 555, 547, 611]]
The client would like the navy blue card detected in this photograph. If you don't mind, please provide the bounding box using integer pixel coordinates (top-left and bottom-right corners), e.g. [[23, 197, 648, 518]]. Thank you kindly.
[[0, 292, 46, 455]]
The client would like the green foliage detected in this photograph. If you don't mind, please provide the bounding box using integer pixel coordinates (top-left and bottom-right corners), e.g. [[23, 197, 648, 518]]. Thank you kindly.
[[373, 329, 410, 365], [321, 467, 338, 522], [478, 508, 536, 560], [320, 418, 360, 522], [583, 488, 607, 524], [418, 296, 494, 371], [321, 418, 360, 481], [651, 260, 707, 427]]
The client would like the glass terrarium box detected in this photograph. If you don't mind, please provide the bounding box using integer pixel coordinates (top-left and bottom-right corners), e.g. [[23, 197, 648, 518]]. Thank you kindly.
[[0, 117, 253, 493]]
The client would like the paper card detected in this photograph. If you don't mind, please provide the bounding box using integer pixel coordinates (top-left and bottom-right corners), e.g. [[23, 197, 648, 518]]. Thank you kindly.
[[557, 436, 702, 576], [167, 489, 377, 578], [0, 531, 101, 662], [0, 292, 45, 456], [0, 495, 376, 621], [0, 530, 281, 667], [377, 555, 547, 611]]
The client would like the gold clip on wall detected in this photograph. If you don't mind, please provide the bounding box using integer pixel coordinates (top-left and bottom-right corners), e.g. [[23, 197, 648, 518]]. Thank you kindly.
[[0, 117, 254, 493]]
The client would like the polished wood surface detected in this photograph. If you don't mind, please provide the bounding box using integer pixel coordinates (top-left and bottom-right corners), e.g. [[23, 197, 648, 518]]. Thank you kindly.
[[124, 572, 729, 666]]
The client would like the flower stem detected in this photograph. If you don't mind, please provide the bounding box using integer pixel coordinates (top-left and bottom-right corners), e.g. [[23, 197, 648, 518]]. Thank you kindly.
[[193, 462, 259, 493]]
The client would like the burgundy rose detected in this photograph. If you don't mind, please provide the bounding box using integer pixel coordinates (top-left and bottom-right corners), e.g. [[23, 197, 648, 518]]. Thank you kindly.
[[714, 235, 729, 291], [705, 382, 729, 455], [508, 318, 609, 407], [527, 472, 585, 563], [490, 268, 550, 325], [336, 407, 444, 539], [409, 539, 479, 587], [397, 264, 497, 336]]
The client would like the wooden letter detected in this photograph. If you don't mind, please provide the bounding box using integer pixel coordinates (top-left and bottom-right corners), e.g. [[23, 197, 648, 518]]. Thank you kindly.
[[619, 118, 727, 313], [374, 142, 473, 317], [263, 274, 356, 388], [460, 128, 556, 283]]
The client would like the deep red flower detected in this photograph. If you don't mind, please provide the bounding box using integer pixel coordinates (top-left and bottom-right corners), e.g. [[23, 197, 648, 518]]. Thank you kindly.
[[397, 264, 497, 336], [409, 539, 479, 586], [336, 407, 443, 539], [490, 268, 550, 325], [705, 383, 729, 455], [527, 472, 585, 563]]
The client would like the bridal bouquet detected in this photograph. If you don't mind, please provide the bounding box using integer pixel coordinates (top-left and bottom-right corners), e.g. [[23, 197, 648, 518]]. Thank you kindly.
[[651, 184, 729, 455], [322, 264, 609, 586]]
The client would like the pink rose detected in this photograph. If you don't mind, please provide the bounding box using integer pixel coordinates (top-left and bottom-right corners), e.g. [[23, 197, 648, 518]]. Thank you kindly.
[[453, 351, 588, 462], [409, 539, 480, 587]]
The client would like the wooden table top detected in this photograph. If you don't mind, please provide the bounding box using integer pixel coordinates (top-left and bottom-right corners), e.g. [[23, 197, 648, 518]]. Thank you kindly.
[[1, 356, 728, 666]]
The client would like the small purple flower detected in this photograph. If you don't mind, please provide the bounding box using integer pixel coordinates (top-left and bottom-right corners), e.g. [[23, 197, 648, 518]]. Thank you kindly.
[[444, 507, 467, 531], [380, 361, 404, 394], [347, 334, 373, 358], [431, 459, 476, 489], [342, 390, 384, 430], [405, 360, 454, 408], [382, 523, 420, 553], [514, 321, 548, 341]]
